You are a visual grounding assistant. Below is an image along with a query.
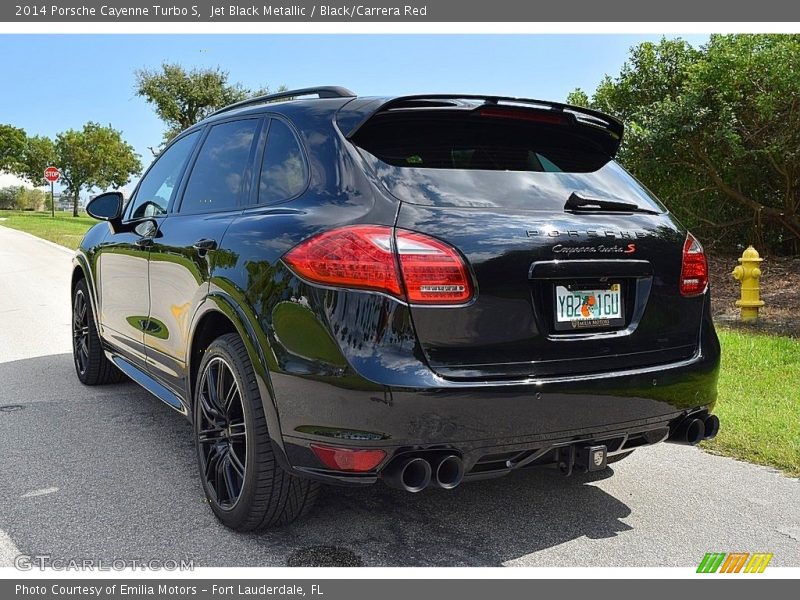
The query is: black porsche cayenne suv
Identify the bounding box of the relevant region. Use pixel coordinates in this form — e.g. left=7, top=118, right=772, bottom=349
left=72, top=86, right=720, bottom=530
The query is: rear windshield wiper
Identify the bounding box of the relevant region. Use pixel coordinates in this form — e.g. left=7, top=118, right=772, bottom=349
left=565, top=192, right=661, bottom=215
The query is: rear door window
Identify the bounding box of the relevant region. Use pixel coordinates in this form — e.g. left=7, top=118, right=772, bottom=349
left=179, top=119, right=259, bottom=214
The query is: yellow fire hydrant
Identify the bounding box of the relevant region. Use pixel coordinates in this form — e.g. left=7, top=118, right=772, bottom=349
left=732, top=246, right=765, bottom=321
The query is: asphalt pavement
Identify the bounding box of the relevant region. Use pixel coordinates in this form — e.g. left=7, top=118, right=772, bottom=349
left=0, top=224, right=798, bottom=568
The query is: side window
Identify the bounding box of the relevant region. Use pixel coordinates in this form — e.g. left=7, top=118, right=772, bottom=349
left=179, top=119, right=259, bottom=213
left=127, top=131, right=199, bottom=220
left=258, top=119, right=307, bottom=204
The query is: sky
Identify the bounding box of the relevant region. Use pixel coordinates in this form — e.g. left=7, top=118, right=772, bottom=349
left=0, top=34, right=709, bottom=193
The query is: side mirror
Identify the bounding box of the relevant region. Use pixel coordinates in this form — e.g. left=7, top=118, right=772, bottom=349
left=86, top=191, right=124, bottom=221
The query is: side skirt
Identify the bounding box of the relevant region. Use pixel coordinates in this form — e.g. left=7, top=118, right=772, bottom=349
left=107, top=352, right=188, bottom=416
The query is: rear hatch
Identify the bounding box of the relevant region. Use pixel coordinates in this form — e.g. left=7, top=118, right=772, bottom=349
left=346, top=97, right=705, bottom=379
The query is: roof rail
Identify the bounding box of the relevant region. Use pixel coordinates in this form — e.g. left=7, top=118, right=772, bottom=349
left=209, top=86, right=356, bottom=117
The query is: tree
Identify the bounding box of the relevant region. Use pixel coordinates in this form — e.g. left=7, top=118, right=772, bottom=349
left=566, top=88, right=590, bottom=108
left=134, top=63, right=286, bottom=146
left=0, top=186, right=45, bottom=211
left=572, top=35, right=800, bottom=254
left=0, top=124, right=26, bottom=172
left=0, top=186, right=19, bottom=209
left=7, top=125, right=140, bottom=217
left=15, top=135, right=56, bottom=187
left=15, top=187, right=46, bottom=211
left=55, top=123, right=142, bottom=217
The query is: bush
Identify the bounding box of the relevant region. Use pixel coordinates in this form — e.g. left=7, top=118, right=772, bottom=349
left=0, top=186, right=48, bottom=211
left=0, top=186, right=18, bottom=210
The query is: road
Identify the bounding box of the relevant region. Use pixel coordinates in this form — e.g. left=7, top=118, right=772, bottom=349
left=0, top=224, right=798, bottom=568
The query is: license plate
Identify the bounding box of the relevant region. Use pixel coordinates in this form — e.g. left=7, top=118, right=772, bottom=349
left=554, top=283, right=624, bottom=330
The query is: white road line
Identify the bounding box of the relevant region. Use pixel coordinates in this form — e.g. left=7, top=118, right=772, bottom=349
left=0, top=529, right=21, bottom=568
left=21, top=486, right=59, bottom=498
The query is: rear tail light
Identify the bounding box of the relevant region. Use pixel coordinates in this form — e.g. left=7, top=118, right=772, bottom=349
left=310, top=444, right=386, bottom=472
left=283, top=225, right=472, bottom=304
left=680, top=232, right=708, bottom=297
left=396, top=231, right=472, bottom=304
left=477, top=106, right=567, bottom=125
left=281, top=226, right=401, bottom=296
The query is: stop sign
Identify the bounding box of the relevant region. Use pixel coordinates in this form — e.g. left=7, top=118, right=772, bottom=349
left=44, top=166, right=60, bottom=183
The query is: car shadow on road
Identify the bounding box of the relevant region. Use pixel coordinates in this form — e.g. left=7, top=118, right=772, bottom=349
left=0, top=353, right=632, bottom=567
left=277, top=465, right=632, bottom=566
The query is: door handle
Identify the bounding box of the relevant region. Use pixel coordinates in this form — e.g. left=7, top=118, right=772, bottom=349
left=135, top=237, right=154, bottom=249
left=193, top=238, right=218, bottom=252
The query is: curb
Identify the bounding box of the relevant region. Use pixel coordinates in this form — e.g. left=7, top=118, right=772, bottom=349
left=0, top=224, right=76, bottom=257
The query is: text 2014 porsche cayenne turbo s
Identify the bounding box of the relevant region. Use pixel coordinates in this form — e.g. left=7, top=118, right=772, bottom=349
left=71, top=87, right=720, bottom=530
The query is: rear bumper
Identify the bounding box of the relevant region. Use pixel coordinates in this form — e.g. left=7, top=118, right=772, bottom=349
left=264, top=267, right=720, bottom=485
left=269, top=304, right=720, bottom=485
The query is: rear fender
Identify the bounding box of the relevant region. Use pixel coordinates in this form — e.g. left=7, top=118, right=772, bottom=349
left=71, top=252, right=101, bottom=331
left=187, top=290, right=292, bottom=470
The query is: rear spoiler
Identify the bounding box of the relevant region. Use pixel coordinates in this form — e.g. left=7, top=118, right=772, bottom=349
left=337, top=94, right=624, bottom=158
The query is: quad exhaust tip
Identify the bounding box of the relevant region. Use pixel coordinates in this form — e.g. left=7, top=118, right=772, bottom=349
left=703, top=414, right=720, bottom=440
left=432, top=455, right=465, bottom=490
left=668, top=417, right=705, bottom=445
left=382, top=456, right=432, bottom=493
left=382, top=454, right=465, bottom=492
left=667, top=413, right=720, bottom=445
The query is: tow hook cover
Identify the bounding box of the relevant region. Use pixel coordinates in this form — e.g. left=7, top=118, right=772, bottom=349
left=577, top=445, right=608, bottom=472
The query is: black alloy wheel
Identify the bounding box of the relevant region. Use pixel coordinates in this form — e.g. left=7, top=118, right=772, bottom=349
left=196, top=356, right=247, bottom=510
left=193, top=333, right=319, bottom=530
left=71, top=278, right=125, bottom=385
left=72, top=288, right=90, bottom=376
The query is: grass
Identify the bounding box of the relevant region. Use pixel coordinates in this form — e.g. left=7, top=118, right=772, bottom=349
left=0, top=210, right=95, bottom=250
left=0, top=211, right=796, bottom=475
left=705, top=329, right=800, bottom=477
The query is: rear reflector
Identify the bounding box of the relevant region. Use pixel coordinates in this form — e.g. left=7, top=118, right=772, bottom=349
left=680, top=232, right=708, bottom=297
left=310, top=444, right=386, bottom=472
left=283, top=225, right=472, bottom=304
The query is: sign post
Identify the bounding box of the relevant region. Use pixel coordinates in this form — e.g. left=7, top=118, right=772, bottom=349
left=44, top=166, right=60, bottom=217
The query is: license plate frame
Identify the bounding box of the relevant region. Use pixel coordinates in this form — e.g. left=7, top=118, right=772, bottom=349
left=553, top=282, right=625, bottom=331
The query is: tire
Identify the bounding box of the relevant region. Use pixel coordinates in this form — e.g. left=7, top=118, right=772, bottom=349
left=72, top=278, right=125, bottom=385
left=193, top=333, right=319, bottom=531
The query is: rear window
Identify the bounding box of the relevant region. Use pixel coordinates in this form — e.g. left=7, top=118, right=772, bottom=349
left=352, top=111, right=664, bottom=212
left=353, top=112, right=610, bottom=173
